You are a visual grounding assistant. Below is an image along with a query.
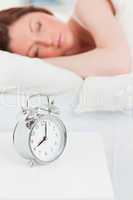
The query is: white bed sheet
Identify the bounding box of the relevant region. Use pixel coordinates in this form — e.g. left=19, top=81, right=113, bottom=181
left=0, top=131, right=114, bottom=200
left=57, top=93, right=133, bottom=200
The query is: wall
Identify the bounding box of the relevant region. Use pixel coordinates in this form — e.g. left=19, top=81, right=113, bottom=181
left=0, top=1, right=29, bottom=9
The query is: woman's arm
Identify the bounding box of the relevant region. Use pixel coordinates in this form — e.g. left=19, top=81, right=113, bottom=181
left=44, top=0, right=132, bottom=79
left=44, top=47, right=131, bottom=79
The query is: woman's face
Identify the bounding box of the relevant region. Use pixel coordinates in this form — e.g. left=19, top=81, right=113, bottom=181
left=9, top=11, right=75, bottom=58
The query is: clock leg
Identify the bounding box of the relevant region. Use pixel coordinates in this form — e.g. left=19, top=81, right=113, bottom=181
left=28, top=159, right=36, bottom=167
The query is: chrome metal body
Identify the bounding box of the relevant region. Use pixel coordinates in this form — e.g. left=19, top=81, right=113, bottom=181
left=13, top=94, right=67, bottom=166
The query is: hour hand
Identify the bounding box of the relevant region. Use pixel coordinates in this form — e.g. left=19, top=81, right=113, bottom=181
left=36, top=136, right=46, bottom=148
left=39, top=136, right=46, bottom=145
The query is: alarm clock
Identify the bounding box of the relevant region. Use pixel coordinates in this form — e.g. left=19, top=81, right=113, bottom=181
left=13, top=94, right=67, bottom=166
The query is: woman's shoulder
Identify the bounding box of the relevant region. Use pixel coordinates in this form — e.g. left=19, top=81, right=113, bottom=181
left=72, top=0, right=116, bottom=23
left=71, top=0, right=130, bottom=51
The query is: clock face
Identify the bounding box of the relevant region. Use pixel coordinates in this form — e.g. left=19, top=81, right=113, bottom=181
left=29, top=116, right=66, bottom=163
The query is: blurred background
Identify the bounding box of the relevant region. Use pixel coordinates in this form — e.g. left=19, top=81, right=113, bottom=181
left=0, top=0, right=73, bottom=7
left=0, top=0, right=76, bottom=19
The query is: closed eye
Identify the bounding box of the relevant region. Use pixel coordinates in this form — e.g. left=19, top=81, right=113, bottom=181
left=34, top=46, right=39, bottom=57
left=29, top=20, right=42, bottom=33
left=36, top=21, right=42, bottom=32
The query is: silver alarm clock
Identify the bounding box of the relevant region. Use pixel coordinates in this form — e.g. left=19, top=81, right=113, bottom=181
left=13, top=94, right=67, bottom=166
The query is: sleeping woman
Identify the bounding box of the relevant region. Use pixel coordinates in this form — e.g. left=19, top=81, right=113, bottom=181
left=0, top=0, right=132, bottom=79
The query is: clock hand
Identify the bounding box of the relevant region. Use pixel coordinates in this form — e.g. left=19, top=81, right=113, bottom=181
left=35, top=135, right=47, bottom=148
left=35, top=122, right=47, bottom=148
left=45, top=121, right=47, bottom=139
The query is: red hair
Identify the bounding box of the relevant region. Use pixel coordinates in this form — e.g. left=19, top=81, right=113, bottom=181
left=108, top=0, right=116, bottom=16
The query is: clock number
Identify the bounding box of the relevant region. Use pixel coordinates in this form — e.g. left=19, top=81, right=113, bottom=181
left=41, top=120, right=46, bottom=126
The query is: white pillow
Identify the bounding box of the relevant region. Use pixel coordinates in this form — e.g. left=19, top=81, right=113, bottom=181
left=0, top=50, right=83, bottom=96
left=75, top=73, right=133, bottom=112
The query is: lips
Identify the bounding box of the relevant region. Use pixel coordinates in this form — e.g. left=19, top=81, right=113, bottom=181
left=57, top=34, right=62, bottom=48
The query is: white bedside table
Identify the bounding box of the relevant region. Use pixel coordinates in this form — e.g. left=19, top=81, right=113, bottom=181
left=0, top=131, right=114, bottom=200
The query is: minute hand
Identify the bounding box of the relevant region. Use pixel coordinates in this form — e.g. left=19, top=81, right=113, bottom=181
left=36, top=122, right=47, bottom=148
left=45, top=121, right=47, bottom=139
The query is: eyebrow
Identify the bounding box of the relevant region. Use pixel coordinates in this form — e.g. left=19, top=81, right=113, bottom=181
left=29, top=19, right=33, bottom=32
left=26, top=21, right=34, bottom=56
